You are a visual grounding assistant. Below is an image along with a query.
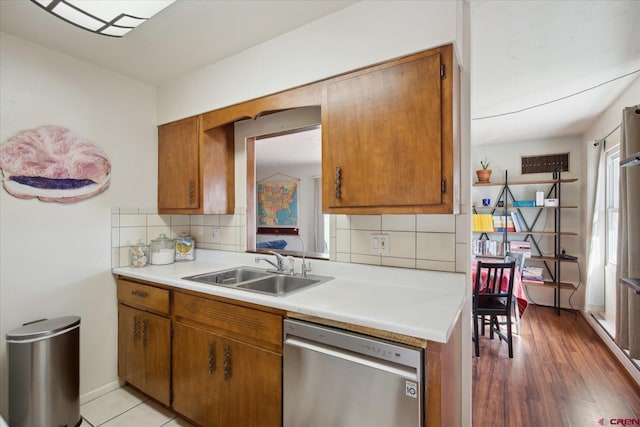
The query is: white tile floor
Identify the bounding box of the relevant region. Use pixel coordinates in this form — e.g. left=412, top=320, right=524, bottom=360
left=80, top=386, right=195, bottom=427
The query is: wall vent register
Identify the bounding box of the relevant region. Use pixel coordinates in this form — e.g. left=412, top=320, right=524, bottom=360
left=521, top=153, right=569, bottom=174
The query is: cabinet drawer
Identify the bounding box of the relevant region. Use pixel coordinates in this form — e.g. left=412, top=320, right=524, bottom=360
left=117, top=280, right=170, bottom=315
left=174, top=292, right=282, bottom=352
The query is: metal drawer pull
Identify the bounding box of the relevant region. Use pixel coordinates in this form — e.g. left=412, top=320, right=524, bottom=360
left=223, top=346, right=231, bottom=381
left=142, top=319, right=148, bottom=346
left=133, top=316, right=139, bottom=341
left=131, top=290, right=148, bottom=298
left=208, top=342, right=215, bottom=374
left=188, top=181, right=195, bottom=204
left=335, top=166, right=342, bottom=199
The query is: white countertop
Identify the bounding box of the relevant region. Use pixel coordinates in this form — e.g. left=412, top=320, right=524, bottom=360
left=112, top=249, right=466, bottom=343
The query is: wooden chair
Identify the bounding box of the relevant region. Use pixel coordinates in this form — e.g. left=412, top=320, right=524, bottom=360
left=473, top=261, right=516, bottom=358
left=504, top=251, right=525, bottom=334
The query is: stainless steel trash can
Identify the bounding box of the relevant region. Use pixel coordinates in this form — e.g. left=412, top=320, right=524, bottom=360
left=6, top=316, right=81, bottom=427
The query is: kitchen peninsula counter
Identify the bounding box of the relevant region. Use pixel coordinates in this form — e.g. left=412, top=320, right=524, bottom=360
left=113, top=249, right=466, bottom=344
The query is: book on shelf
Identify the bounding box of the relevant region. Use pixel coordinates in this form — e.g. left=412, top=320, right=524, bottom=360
left=513, top=200, right=536, bottom=207
left=509, top=240, right=532, bottom=257
left=472, top=214, right=494, bottom=232
left=510, top=211, right=526, bottom=232
left=493, top=215, right=515, bottom=232
left=521, top=266, right=544, bottom=283
left=472, top=239, right=508, bottom=257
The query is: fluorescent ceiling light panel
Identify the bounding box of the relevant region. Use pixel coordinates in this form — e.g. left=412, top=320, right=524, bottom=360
left=31, top=0, right=175, bottom=37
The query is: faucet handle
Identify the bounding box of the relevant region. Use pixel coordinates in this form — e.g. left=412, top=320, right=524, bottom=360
left=267, top=251, right=285, bottom=270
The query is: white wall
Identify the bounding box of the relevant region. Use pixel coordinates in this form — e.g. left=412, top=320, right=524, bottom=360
left=158, top=0, right=459, bottom=124
left=582, top=75, right=640, bottom=311
left=0, top=33, right=158, bottom=416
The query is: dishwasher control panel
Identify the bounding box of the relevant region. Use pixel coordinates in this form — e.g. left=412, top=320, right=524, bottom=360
left=283, top=319, right=423, bottom=369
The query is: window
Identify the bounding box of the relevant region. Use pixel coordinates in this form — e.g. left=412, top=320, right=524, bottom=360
left=605, top=149, right=620, bottom=265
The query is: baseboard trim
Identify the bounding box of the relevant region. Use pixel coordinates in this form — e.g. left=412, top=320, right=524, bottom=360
left=583, top=311, right=640, bottom=386
left=584, top=304, right=604, bottom=313
left=80, top=380, right=123, bottom=405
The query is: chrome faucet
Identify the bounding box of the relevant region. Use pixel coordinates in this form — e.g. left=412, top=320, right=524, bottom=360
left=295, top=236, right=311, bottom=277
left=255, top=251, right=287, bottom=273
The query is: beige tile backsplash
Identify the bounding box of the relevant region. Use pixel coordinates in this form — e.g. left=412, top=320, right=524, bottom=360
left=382, top=214, right=417, bottom=231
left=111, top=207, right=246, bottom=268
left=112, top=208, right=465, bottom=273
left=335, top=213, right=462, bottom=273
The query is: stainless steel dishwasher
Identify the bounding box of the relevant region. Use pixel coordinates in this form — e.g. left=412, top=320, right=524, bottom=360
left=283, top=319, right=424, bottom=427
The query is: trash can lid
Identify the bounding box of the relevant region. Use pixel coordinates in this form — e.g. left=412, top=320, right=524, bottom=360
left=6, top=316, right=80, bottom=342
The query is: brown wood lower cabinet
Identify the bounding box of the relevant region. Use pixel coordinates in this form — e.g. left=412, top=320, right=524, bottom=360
left=117, top=303, right=171, bottom=406
left=116, top=278, right=461, bottom=426
left=172, top=291, right=283, bottom=426
left=172, top=321, right=282, bottom=427
left=117, top=279, right=282, bottom=427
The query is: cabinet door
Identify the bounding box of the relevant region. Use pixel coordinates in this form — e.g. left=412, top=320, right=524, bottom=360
left=172, top=322, right=282, bottom=427
left=118, top=304, right=171, bottom=406
left=139, top=310, right=171, bottom=406
left=324, top=50, right=443, bottom=210
left=217, top=335, right=282, bottom=427
left=118, top=304, right=142, bottom=387
left=172, top=322, right=221, bottom=426
left=158, top=116, right=200, bottom=210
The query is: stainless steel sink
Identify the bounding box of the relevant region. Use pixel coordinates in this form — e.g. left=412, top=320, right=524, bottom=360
left=236, top=275, right=322, bottom=296
left=183, top=267, right=332, bottom=296
left=184, top=267, right=271, bottom=286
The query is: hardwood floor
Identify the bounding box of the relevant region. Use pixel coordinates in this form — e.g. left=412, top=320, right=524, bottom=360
left=473, top=304, right=640, bottom=426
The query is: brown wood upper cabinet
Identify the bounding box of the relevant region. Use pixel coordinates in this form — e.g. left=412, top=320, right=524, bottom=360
left=322, top=44, right=459, bottom=214
left=158, top=116, right=234, bottom=214
left=158, top=44, right=458, bottom=215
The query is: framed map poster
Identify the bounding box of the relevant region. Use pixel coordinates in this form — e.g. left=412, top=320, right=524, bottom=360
left=257, top=179, right=299, bottom=227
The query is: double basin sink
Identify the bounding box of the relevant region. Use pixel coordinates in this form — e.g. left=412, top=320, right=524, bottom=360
left=183, top=266, right=333, bottom=297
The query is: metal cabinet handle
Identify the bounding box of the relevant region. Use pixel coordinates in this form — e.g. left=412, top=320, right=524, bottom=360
left=131, top=290, right=148, bottom=298
left=142, top=319, right=148, bottom=346
left=208, top=342, right=215, bottom=374
left=335, top=166, right=342, bottom=199
left=188, top=181, right=195, bottom=204
left=133, top=316, right=139, bottom=341
left=223, top=346, right=231, bottom=381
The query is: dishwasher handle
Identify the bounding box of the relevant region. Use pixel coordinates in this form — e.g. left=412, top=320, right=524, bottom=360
left=284, top=335, right=420, bottom=381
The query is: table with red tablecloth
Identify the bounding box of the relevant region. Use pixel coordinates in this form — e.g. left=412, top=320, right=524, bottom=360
left=472, top=259, right=528, bottom=317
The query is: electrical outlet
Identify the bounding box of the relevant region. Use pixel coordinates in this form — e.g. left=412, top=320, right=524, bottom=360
left=211, top=227, right=221, bottom=243
left=371, top=233, right=390, bottom=254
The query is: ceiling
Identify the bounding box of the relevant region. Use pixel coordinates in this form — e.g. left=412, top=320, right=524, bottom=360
left=255, top=127, right=321, bottom=170
left=471, top=0, right=640, bottom=145
left=0, top=0, right=357, bottom=85
left=1, top=0, right=639, bottom=148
